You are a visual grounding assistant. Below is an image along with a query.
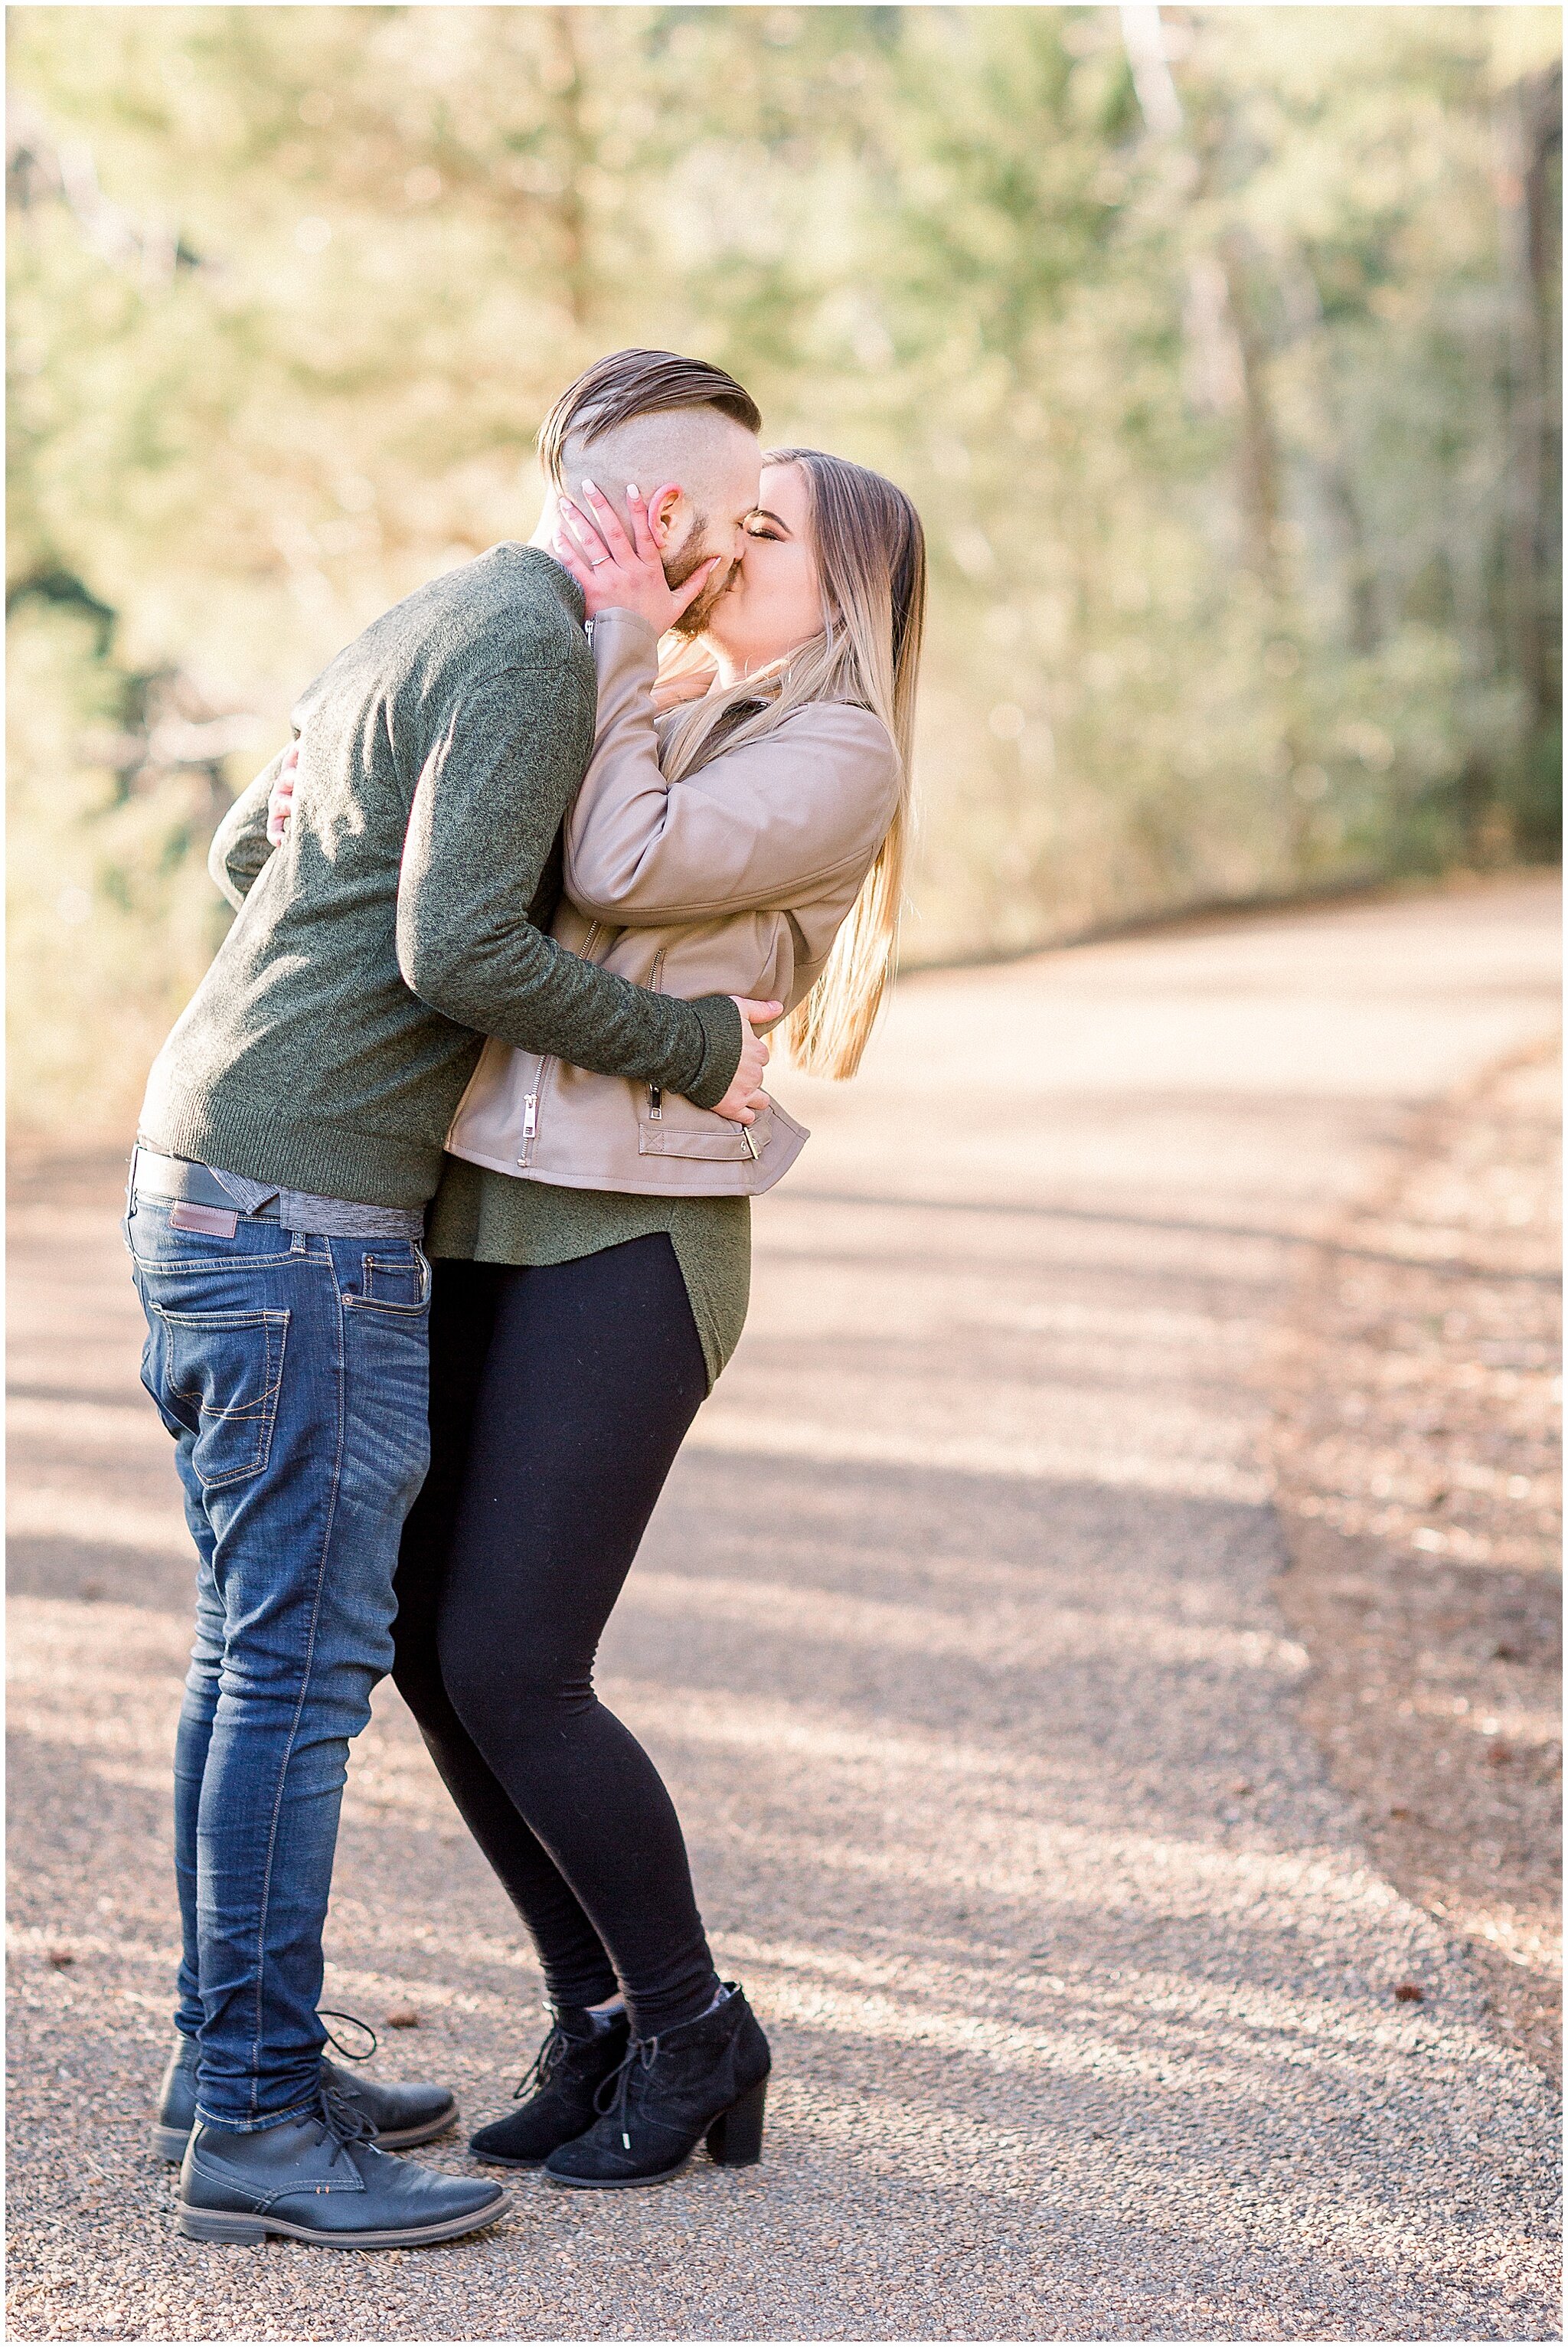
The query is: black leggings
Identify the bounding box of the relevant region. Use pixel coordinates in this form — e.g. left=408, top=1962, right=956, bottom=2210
left=392, top=1237, right=720, bottom=2039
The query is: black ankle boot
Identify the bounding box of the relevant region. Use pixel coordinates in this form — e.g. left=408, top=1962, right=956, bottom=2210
left=469, top=2006, right=630, bottom=2168
left=543, top=1983, right=769, bottom=2190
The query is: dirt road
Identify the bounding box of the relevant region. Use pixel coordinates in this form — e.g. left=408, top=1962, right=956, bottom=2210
left=8, top=875, right=1560, bottom=2340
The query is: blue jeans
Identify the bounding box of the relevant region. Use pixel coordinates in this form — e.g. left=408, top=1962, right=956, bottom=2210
left=126, top=1194, right=431, bottom=2130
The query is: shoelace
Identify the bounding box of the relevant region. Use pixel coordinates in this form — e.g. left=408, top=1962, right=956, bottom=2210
left=318, top=2068, right=376, bottom=2149
left=318, top=2007, right=378, bottom=2065
left=314, top=2009, right=377, bottom=2156
left=512, top=2023, right=569, bottom=2103
left=594, top=2035, right=659, bottom=2153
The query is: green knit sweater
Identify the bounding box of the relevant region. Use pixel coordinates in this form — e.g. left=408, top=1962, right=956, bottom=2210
left=139, top=544, right=741, bottom=1209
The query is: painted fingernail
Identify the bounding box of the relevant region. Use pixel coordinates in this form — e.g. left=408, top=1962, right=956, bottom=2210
left=626, top=483, right=640, bottom=498
left=580, top=476, right=599, bottom=495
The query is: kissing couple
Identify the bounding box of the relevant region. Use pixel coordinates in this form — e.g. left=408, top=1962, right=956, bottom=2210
left=126, top=348, right=927, bottom=2248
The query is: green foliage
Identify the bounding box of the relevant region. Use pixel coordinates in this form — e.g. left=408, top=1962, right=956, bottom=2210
left=8, top=5, right=1560, bottom=1136
left=8, top=603, right=233, bottom=1132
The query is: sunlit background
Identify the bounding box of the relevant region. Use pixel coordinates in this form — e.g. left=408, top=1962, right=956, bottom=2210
left=8, top=4, right=1561, bottom=1137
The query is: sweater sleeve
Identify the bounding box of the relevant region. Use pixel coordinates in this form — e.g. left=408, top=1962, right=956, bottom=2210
left=394, top=662, right=743, bottom=1110
left=564, top=609, right=903, bottom=927
left=207, top=753, right=286, bottom=909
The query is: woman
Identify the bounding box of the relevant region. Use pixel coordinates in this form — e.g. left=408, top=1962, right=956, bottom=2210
left=287, top=449, right=925, bottom=2188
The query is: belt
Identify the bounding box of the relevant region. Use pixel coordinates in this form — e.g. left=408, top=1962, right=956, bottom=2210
left=129, top=1146, right=282, bottom=1220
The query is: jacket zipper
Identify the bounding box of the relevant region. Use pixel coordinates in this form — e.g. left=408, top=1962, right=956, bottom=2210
left=646, top=949, right=668, bottom=1120
left=645, top=943, right=760, bottom=1156
left=518, top=923, right=603, bottom=1166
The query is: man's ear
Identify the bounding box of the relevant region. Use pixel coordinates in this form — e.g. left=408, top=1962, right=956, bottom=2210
left=645, top=482, right=682, bottom=548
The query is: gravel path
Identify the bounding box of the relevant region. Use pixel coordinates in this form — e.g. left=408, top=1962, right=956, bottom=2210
left=8, top=875, right=1561, bottom=2340
left=1272, top=1036, right=1562, bottom=2077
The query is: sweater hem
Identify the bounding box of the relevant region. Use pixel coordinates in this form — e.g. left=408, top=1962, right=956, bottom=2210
left=140, top=1098, right=443, bottom=1211
left=430, top=1228, right=730, bottom=1394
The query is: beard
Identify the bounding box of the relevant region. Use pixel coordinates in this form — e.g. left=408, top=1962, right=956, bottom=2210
left=665, top=538, right=736, bottom=639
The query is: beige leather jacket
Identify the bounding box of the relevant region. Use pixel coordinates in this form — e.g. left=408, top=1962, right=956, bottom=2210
left=445, top=607, right=901, bottom=1197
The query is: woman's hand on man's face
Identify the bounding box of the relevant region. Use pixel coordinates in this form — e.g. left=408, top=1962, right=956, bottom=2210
left=266, top=740, right=299, bottom=844
left=553, top=479, right=720, bottom=635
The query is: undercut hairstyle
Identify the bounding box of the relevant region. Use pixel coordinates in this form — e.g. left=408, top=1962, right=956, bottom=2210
left=537, top=349, right=763, bottom=486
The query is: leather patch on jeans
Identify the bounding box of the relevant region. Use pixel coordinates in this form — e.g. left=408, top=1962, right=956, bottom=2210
left=168, top=1201, right=239, bottom=1237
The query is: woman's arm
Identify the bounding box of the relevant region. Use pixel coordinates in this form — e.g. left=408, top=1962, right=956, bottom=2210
left=564, top=610, right=901, bottom=928
left=207, top=749, right=286, bottom=909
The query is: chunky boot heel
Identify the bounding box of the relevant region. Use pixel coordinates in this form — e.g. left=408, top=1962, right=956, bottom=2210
left=177, top=2205, right=269, bottom=2244
left=151, top=2122, right=191, bottom=2163
left=544, top=1983, right=772, bottom=2190
left=706, top=2075, right=766, bottom=2166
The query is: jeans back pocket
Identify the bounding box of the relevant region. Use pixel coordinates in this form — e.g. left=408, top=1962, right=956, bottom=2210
left=143, top=1306, right=290, bottom=1490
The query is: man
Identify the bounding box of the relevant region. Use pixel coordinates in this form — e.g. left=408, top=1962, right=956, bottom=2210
left=129, top=350, right=776, bottom=2249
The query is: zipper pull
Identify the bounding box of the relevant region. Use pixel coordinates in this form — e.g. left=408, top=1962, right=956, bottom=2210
left=521, top=1093, right=537, bottom=1139
left=647, top=958, right=668, bottom=1121
left=741, top=1123, right=760, bottom=1161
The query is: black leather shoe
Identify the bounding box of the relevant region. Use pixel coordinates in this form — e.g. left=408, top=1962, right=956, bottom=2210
left=543, top=1983, right=769, bottom=2190
left=177, top=2104, right=508, bottom=2248
left=152, top=2025, right=458, bottom=2162
left=470, top=2005, right=630, bottom=2167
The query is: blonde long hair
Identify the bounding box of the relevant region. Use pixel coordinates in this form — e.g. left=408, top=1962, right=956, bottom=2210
left=657, top=448, right=927, bottom=1079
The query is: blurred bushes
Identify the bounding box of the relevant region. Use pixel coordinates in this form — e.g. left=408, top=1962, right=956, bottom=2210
left=8, top=5, right=1561, bottom=1136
